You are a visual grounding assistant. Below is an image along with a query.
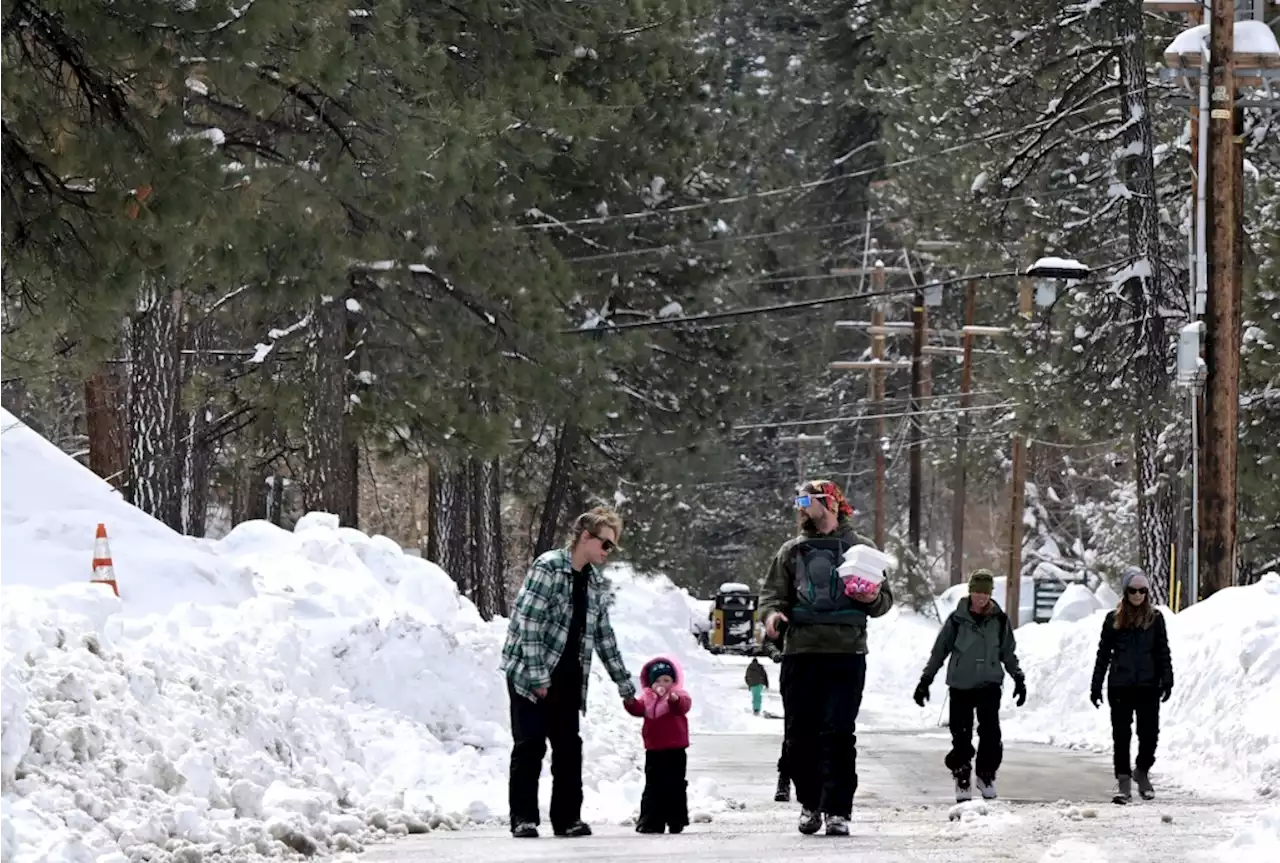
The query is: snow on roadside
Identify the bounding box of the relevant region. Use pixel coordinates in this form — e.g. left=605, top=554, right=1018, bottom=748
left=0, top=410, right=746, bottom=863
left=1213, top=806, right=1280, bottom=863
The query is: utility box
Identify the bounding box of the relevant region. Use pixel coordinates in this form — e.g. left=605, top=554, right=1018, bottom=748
left=1176, top=321, right=1206, bottom=392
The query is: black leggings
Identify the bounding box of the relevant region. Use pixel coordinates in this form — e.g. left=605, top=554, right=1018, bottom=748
left=1109, top=686, right=1161, bottom=777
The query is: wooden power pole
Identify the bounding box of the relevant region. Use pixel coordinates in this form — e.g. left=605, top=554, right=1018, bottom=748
left=949, top=280, right=978, bottom=586
left=1201, top=0, right=1242, bottom=596
left=871, top=263, right=888, bottom=550
left=1005, top=276, right=1035, bottom=627
left=908, top=287, right=925, bottom=562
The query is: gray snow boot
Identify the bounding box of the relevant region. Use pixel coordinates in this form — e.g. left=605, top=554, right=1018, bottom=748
left=953, top=766, right=972, bottom=802
left=1134, top=769, right=1155, bottom=800
left=976, top=774, right=998, bottom=800
left=1113, top=775, right=1133, bottom=803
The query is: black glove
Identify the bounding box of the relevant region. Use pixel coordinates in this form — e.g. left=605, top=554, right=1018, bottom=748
left=913, top=681, right=930, bottom=707
left=1090, top=689, right=1103, bottom=709
left=1013, top=677, right=1027, bottom=707
left=1161, top=685, right=1172, bottom=703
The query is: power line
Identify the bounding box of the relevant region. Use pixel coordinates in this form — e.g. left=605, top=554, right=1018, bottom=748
left=560, top=268, right=1023, bottom=334
left=562, top=196, right=1033, bottom=264
left=563, top=253, right=1131, bottom=335
left=517, top=95, right=1127, bottom=232
left=564, top=219, right=868, bottom=263
left=728, top=401, right=1018, bottom=432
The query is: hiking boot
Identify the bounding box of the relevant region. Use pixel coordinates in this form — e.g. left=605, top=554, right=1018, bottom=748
left=1134, top=769, right=1155, bottom=800
left=1114, top=775, right=1133, bottom=803
left=825, top=815, right=850, bottom=836
left=976, top=774, right=998, bottom=800
left=554, top=821, right=592, bottom=837
left=798, top=808, right=822, bottom=835
left=774, top=774, right=791, bottom=803
left=511, top=822, right=539, bottom=838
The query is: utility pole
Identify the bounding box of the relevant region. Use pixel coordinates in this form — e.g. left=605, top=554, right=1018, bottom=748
left=871, top=263, right=888, bottom=550
left=1005, top=276, right=1034, bottom=627
left=908, top=286, right=925, bottom=563
left=1201, top=0, right=1242, bottom=596
left=949, top=280, right=978, bottom=586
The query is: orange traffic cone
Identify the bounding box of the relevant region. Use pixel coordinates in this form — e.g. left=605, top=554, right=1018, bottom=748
left=90, top=523, right=119, bottom=596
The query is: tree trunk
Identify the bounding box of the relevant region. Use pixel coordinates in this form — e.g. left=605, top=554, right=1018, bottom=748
left=179, top=313, right=210, bottom=536
left=85, top=365, right=129, bottom=490
left=467, top=456, right=506, bottom=620
left=488, top=456, right=508, bottom=617
left=534, top=423, right=580, bottom=555
left=127, top=285, right=184, bottom=528
left=1116, top=1, right=1177, bottom=605
left=298, top=298, right=356, bottom=524
left=429, top=455, right=470, bottom=589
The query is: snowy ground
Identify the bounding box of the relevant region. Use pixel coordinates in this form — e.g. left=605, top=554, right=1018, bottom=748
left=368, top=661, right=1280, bottom=863
left=3, top=405, right=1278, bottom=862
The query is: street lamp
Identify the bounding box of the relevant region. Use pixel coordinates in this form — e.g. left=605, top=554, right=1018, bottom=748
left=1005, top=256, right=1090, bottom=628
left=1026, top=256, right=1090, bottom=310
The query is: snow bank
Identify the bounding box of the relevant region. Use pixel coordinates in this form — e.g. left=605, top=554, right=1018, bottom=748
left=0, top=415, right=746, bottom=863
left=1, top=409, right=255, bottom=616
left=1050, top=584, right=1100, bottom=623
left=1216, top=806, right=1280, bottom=863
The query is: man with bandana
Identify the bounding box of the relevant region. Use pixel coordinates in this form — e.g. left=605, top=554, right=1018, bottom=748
left=759, top=480, right=894, bottom=836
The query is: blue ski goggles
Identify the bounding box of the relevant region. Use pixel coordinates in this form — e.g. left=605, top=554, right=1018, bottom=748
left=794, top=494, right=832, bottom=509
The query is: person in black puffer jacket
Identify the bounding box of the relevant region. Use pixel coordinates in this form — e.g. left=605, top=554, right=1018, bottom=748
left=1090, top=566, right=1174, bottom=802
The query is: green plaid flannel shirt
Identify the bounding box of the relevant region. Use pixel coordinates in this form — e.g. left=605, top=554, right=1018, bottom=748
left=500, top=548, right=637, bottom=710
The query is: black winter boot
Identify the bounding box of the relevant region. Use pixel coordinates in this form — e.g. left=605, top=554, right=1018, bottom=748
left=774, top=773, right=791, bottom=803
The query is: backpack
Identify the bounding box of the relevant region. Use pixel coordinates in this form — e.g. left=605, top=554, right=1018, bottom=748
left=789, top=536, right=868, bottom=627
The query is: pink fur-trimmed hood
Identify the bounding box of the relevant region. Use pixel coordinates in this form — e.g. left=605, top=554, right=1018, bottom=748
left=638, top=655, right=688, bottom=719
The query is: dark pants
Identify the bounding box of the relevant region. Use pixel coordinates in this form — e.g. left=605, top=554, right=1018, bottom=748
left=781, top=653, right=866, bottom=818
left=777, top=658, right=790, bottom=783
left=507, top=677, right=582, bottom=830
left=638, top=748, right=688, bottom=831
left=1109, top=686, right=1161, bottom=777
left=945, top=685, right=1003, bottom=780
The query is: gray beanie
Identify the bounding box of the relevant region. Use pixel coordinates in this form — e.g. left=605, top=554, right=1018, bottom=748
left=1121, top=565, right=1148, bottom=591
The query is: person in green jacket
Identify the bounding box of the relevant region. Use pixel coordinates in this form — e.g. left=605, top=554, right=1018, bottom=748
left=745, top=658, right=769, bottom=715
left=914, top=569, right=1026, bottom=803
left=759, top=479, right=894, bottom=837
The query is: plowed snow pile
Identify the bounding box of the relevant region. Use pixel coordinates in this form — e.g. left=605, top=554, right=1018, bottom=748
left=0, top=408, right=745, bottom=863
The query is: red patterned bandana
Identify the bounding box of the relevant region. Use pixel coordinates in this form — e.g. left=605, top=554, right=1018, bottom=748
left=803, top=479, right=855, bottom=520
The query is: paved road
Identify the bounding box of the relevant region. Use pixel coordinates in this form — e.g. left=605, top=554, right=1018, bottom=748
left=365, top=728, right=1257, bottom=862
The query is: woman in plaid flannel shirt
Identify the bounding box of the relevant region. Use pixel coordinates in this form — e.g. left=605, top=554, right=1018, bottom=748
left=500, top=506, right=638, bottom=839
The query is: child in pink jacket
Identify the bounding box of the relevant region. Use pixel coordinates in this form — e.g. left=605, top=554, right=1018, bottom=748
left=624, top=656, right=692, bottom=833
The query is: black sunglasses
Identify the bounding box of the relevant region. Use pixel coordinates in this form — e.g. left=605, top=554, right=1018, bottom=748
left=1126, top=587, right=1148, bottom=596
left=591, top=533, right=618, bottom=553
